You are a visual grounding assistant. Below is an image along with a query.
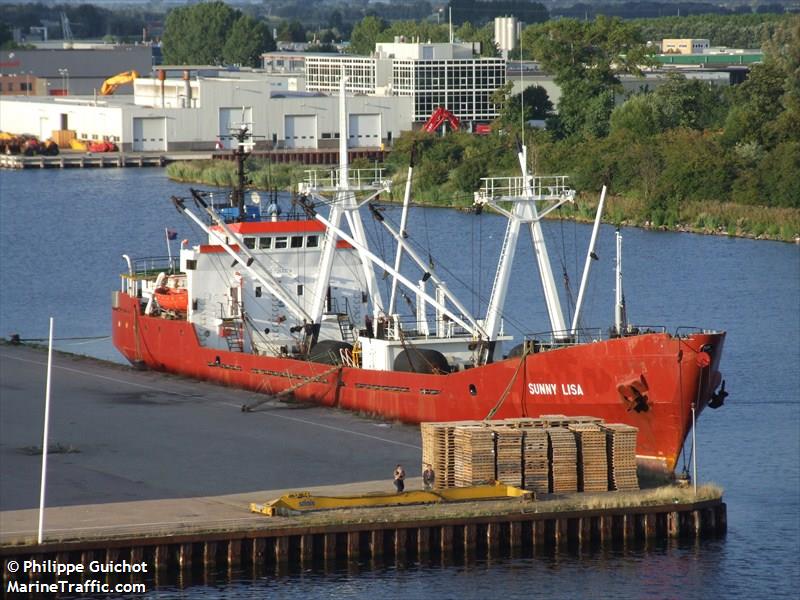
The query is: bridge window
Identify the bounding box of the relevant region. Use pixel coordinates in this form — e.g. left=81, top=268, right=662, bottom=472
left=259, top=237, right=271, bottom=249
left=291, top=235, right=303, bottom=248
left=243, top=237, right=256, bottom=249
left=306, top=235, right=319, bottom=248
left=274, top=236, right=288, bottom=249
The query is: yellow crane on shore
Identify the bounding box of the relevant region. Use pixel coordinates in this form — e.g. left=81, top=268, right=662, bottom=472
left=100, top=70, right=139, bottom=95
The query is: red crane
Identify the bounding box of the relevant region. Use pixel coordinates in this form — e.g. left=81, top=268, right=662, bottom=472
left=423, top=107, right=460, bottom=133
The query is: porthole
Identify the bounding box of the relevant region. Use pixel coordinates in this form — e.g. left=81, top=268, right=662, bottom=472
left=469, top=384, right=477, bottom=396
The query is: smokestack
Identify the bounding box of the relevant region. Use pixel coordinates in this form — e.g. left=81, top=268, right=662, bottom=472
left=183, top=69, right=191, bottom=107
left=158, top=68, right=166, bottom=108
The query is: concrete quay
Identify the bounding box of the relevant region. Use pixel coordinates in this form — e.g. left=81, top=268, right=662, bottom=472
left=0, top=344, right=726, bottom=584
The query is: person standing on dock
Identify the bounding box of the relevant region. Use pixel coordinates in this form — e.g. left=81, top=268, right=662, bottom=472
left=394, top=464, right=406, bottom=493
left=423, top=464, right=435, bottom=491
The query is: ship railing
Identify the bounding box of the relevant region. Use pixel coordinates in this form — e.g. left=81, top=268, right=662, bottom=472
left=522, top=325, right=668, bottom=349
left=382, top=315, right=472, bottom=341
left=475, top=175, right=575, bottom=204
left=299, top=167, right=392, bottom=194
left=120, top=256, right=180, bottom=297
left=674, top=326, right=722, bottom=338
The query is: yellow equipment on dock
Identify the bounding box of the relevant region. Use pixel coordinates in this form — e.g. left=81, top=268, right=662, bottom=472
left=250, top=484, right=533, bottom=516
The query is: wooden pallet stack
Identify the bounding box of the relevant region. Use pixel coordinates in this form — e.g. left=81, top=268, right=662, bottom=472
left=569, top=422, right=609, bottom=492
left=521, top=428, right=549, bottom=494
left=421, top=422, right=457, bottom=490
left=603, top=423, right=640, bottom=491
left=454, top=426, right=496, bottom=486
left=547, top=427, right=578, bottom=493
left=493, top=427, right=523, bottom=487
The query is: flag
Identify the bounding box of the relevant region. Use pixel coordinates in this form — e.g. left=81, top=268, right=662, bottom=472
left=166, top=228, right=178, bottom=240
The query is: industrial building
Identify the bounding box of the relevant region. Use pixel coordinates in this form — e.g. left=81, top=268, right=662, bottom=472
left=0, top=66, right=413, bottom=152
left=0, top=45, right=154, bottom=96
left=294, top=41, right=506, bottom=124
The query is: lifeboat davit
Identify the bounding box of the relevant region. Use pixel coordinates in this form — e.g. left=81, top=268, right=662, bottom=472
left=153, top=287, right=188, bottom=312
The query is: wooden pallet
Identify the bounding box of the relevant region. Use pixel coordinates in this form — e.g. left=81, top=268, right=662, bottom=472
left=454, top=426, right=495, bottom=487
left=602, top=423, right=639, bottom=491
left=569, top=423, right=609, bottom=492
left=493, top=428, right=523, bottom=488
left=522, top=428, right=549, bottom=494
left=547, top=427, right=578, bottom=493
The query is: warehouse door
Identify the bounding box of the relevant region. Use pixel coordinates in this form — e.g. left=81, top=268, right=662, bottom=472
left=132, top=117, right=166, bottom=151
left=218, top=107, right=253, bottom=149
left=284, top=115, right=317, bottom=149
left=348, top=114, right=381, bottom=148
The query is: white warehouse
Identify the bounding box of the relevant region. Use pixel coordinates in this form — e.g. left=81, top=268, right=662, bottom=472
left=0, top=70, right=414, bottom=152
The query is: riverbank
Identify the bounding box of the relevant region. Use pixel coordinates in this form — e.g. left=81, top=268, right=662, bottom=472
left=166, top=160, right=800, bottom=243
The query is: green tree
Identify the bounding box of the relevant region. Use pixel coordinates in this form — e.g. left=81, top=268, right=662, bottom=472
left=163, top=1, right=237, bottom=65
left=611, top=75, right=728, bottom=137
left=455, top=22, right=498, bottom=57
left=494, top=82, right=553, bottom=128
left=349, top=15, right=386, bottom=55
left=223, top=15, right=275, bottom=67
left=277, top=20, right=306, bottom=43
left=0, top=21, right=17, bottom=49
left=523, top=16, right=655, bottom=139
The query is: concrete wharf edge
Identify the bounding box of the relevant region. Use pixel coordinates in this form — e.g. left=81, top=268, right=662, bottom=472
left=1, top=492, right=726, bottom=568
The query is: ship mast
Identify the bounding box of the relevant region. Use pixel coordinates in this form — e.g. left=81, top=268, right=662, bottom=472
left=614, top=229, right=627, bottom=336
left=302, top=73, right=390, bottom=342
left=228, top=124, right=253, bottom=221
left=475, top=140, right=575, bottom=361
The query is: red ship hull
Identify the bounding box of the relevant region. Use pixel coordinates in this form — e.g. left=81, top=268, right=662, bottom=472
left=113, top=292, right=725, bottom=473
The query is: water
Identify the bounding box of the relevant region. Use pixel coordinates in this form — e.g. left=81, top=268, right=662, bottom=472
left=1, top=168, right=798, bottom=598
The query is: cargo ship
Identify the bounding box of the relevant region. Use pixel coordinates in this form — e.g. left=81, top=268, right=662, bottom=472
left=112, top=83, right=727, bottom=474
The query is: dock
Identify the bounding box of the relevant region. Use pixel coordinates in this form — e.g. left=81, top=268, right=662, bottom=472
left=1, top=484, right=725, bottom=578
left=0, top=152, right=213, bottom=169
left=0, top=344, right=725, bottom=589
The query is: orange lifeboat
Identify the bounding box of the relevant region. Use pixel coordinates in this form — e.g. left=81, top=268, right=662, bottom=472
left=154, top=287, right=188, bottom=312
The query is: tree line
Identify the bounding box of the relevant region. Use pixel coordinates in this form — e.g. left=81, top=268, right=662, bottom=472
left=385, top=14, right=798, bottom=240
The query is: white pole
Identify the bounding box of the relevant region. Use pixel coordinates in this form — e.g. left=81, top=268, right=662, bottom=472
left=692, top=402, right=698, bottom=495
left=37, top=317, right=54, bottom=545
left=165, top=228, right=173, bottom=270
left=571, top=186, right=606, bottom=335
left=449, top=7, right=453, bottom=44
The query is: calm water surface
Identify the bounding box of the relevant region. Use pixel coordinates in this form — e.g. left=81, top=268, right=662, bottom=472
left=0, top=168, right=798, bottom=599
